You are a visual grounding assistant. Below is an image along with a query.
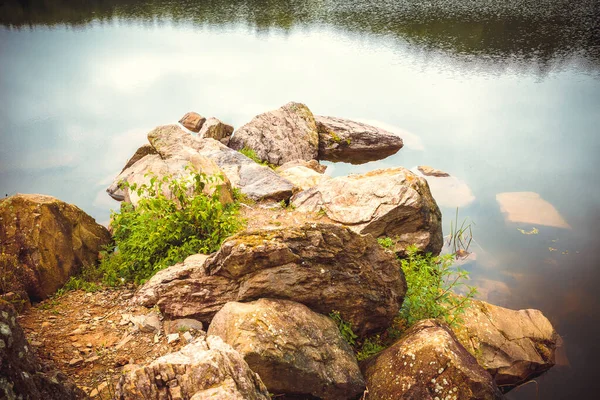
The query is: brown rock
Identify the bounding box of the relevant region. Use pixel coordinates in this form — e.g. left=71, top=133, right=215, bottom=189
left=198, top=117, right=234, bottom=145
left=417, top=165, right=450, bottom=177
left=120, top=144, right=157, bottom=174
left=291, top=168, right=443, bottom=256
left=0, top=300, right=86, bottom=399
left=0, top=194, right=111, bottom=300
left=179, top=112, right=206, bottom=132
left=229, top=102, right=319, bottom=166
left=362, top=319, right=503, bottom=400
left=135, top=223, right=406, bottom=336
left=278, top=159, right=327, bottom=174
left=316, top=116, right=403, bottom=164
left=454, top=300, right=559, bottom=391
left=208, top=299, right=366, bottom=399
left=115, top=336, right=270, bottom=400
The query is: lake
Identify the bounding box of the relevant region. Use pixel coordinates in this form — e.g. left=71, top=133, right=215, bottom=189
left=1, top=0, right=599, bottom=397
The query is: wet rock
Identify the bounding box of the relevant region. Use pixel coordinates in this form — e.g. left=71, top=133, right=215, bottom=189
left=208, top=299, right=366, bottom=399
left=116, top=335, right=270, bottom=400
left=179, top=111, right=206, bottom=132
left=198, top=117, right=234, bottom=145
left=0, top=194, right=111, bottom=301
left=361, top=319, right=503, bottom=400
left=316, top=116, right=403, bottom=164
left=278, top=159, right=327, bottom=174
left=417, top=165, right=450, bottom=177
left=291, top=168, right=443, bottom=255
left=136, top=223, right=406, bottom=336
left=229, top=102, right=319, bottom=166
left=0, top=300, right=85, bottom=399
left=277, top=165, right=330, bottom=191
left=454, top=300, right=559, bottom=392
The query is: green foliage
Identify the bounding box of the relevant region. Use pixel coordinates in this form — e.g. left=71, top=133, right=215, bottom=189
left=377, top=236, right=395, bottom=249
left=232, top=187, right=254, bottom=205
left=399, top=245, right=477, bottom=328
left=329, top=310, right=358, bottom=346
left=356, top=335, right=386, bottom=361
left=56, top=264, right=103, bottom=295
left=100, top=171, right=243, bottom=285
left=239, top=147, right=275, bottom=169
left=447, top=208, right=474, bottom=255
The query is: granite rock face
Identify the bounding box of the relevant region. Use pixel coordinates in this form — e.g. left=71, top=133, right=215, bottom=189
left=455, top=300, right=559, bottom=391
left=291, top=168, right=443, bottom=255
left=229, top=102, right=320, bottom=166
left=116, top=335, right=270, bottom=400
left=135, top=223, right=406, bottom=336
left=361, top=319, right=503, bottom=400
left=0, top=194, right=111, bottom=301
left=208, top=299, right=366, bottom=399
left=0, top=300, right=85, bottom=399
left=316, top=116, right=404, bottom=164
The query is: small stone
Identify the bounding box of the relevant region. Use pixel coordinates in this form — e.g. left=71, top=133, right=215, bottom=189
left=182, top=331, right=193, bottom=343
left=86, top=343, right=93, bottom=348
left=41, top=322, right=52, bottom=329
left=30, top=341, right=42, bottom=346
left=167, top=333, right=179, bottom=344
left=69, top=357, right=84, bottom=366
left=85, top=356, right=100, bottom=363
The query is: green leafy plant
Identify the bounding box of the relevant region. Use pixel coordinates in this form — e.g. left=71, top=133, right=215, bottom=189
left=330, top=311, right=388, bottom=361
left=100, top=171, right=243, bottom=285
left=239, top=147, right=276, bottom=169
left=399, top=245, right=477, bottom=328
left=329, top=310, right=358, bottom=346
left=356, top=335, right=386, bottom=361
left=377, top=237, right=394, bottom=249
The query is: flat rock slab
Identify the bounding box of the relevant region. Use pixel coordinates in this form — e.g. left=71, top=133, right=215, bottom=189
left=116, top=335, right=270, bottom=400
left=496, top=192, right=571, bottom=229
left=454, top=300, right=559, bottom=392
left=229, top=102, right=319, bottom=166
left=316, top=116, right=403, bottom=164
left=361, top=319, right=503, bottom=400
left=291, top=168, right=443, bottom=255
left=135, top=223, right=406, bottom=336
left=208, top=299, right=366, bottom=400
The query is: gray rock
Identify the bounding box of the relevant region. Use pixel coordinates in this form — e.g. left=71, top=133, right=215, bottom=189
left=198, top=117, right=234, bottom=145
left=316, top=116, right=403, bottom=164
left=454, top=300, right=559, bottom=392
left=208, top=299, right=366, bottom=400
left=116, top=336, right=270, bottom=400
left=291, top=168, right=443, bottom=256
left=278, top=159, right=327, bottom=174
left=361, top=319, right=503, bottom=400
left=229, top=102, right=319, bottom=166
left=130, top=312, right=161, bottom=333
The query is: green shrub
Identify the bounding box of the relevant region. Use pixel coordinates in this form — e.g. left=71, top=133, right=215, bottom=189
left=329, top=310, right=358, bottom=346
left=399, top=245, right=477, bottom=328
left=100, top=171, right=243, bottom=285
left=239, top=147, right=276, bottom=169
left=377, top=236, right=395, bottom=249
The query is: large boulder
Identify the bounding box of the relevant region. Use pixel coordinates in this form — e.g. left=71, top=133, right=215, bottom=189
left=135, top=223, right=406, bottom=336
left=229, top=102, right=319, bottom=166
left=208, top=299, right=365, bottom=399
left=277, top=165, right=330, bottom=191
left=0, top=194, right=111, bottom=301
left=361, top=319, right=503, bottom=400
left=0, top=300, right=85, bottom=399
left=115, top=335, right=270, bottom=400
left=108, top=125, right=294, bottom=203
left=291, top=168, right=443, bottom=255
left=198, top=117, right=234, bottom=145
left=454, top=300, right=559, bottom=391
left=316, top=116, right=404, bottom=164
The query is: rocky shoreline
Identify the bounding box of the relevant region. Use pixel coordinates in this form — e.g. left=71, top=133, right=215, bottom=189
left=1, top=102, right=559, bottom=399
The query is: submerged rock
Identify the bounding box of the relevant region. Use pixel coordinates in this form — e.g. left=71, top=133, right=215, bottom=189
left=316, top=116, right=403, bottom=164
left=115, top=335, right=269, bottom=400
left=178, top=111, right=206, bottom=132
left=208, top=299, right=366, bottom=399
left=496, top=192, right=571, bottom=229
left=412, top=167, right=476, bottom=208
left=0, top=300, right=85, bottom=399
left=291, top=168, right=443, bottom=255
left=135, top=223, right=406, bottom=336
left=198, top=117, right=234, bottom=145
left=361, top=319, right=503, bottom=400
left=454, top=300, right=559, bottom=392
left=0, top=194, right=111, bottom=301
left=229, top=102, right=319, bottom=165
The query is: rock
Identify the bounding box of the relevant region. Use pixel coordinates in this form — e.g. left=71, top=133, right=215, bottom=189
left=115, top=335, right=270, bottom=400
left=167, top=333, right=179, bottom=344
left=417, top=165, right=450, bottom=177
left=107, top=126, right=234, bottom=207
left=0, top=300, right=85, bottom=399
left=137, top=223, right=406, bottom=336
left=454, top=300, right=559, bottom=391
left=278, top=159, right=327, bottom=174
left=208, top=299, right=366, bottom=399
left=164, top=318, right=204, bottom=335
left=496, top=192, right=571, bottom=229
left=0, top=291, right=30, bottom=313
left=0, top=194, right=111, bottom=301
left=198, top=117, right=234, bottom=145
left=68, top=357, right=84, bottom=367
left=179, top=111, right=206, bottom=132
left=361, top=319, right=503, bottom=400
left=291, top=168, right=443, bottom=255
left=229, top=102, right=319, bottom=166
left=120, top=144, right=157, bottom=174
left=182, top=331, right=194, bottom=343
left=316, top=116, right=403, bottom=164
left=277, top=165, right=330, bottom=191
left=130, top=312, right=161, bottom=333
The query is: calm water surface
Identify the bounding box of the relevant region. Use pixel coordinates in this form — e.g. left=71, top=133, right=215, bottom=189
left=1, top=1, right=599, bottom=398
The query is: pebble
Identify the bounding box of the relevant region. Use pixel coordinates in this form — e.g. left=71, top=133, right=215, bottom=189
left=167, top=333, right=179, bottom=344
left=69, top=357, right=84, bottom=366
